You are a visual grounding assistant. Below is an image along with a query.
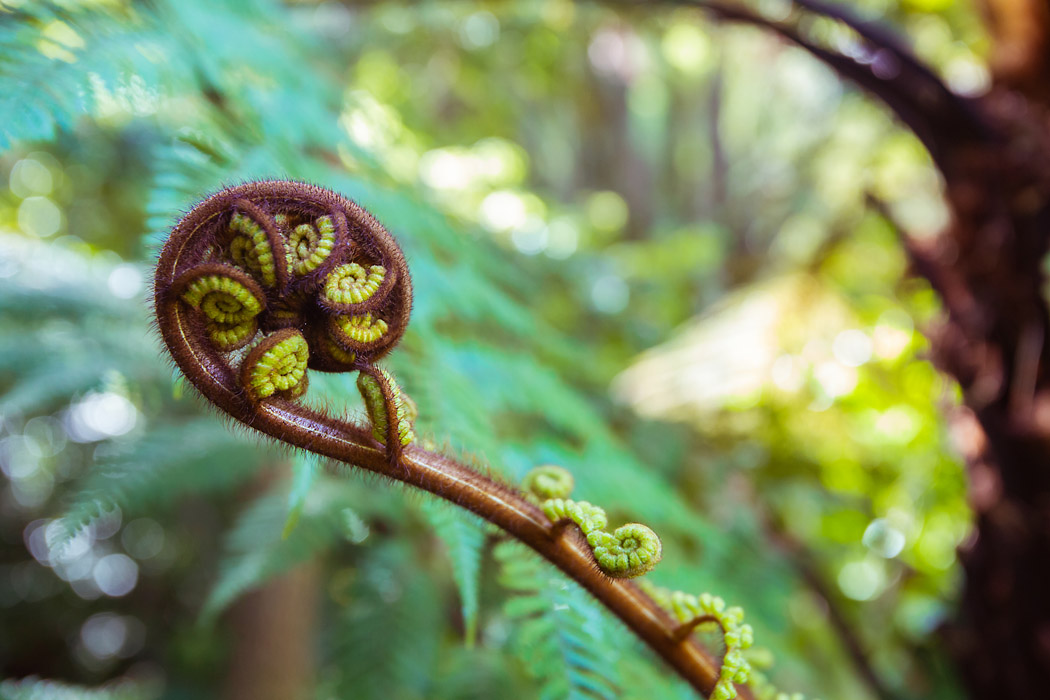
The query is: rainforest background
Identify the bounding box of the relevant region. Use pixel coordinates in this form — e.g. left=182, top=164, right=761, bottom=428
left=0, top=0, right=1022, bottom=699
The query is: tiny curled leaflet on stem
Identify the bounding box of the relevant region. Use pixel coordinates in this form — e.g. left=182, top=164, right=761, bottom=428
left=520, top=465, right=810, bottom=700
left=521, top=465, right=663, bottom=581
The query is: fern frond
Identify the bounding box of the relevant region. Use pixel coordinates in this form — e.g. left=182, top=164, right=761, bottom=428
left=323, top=543, right=443, bottom=700
left=0, top=677, right=159, bottom=700
left=494, top=541, right=623, bottom=700
left=419, top=499, right=485, bottom=646
left=202, top=481, right=360, bottom=620
left=0, top=3, right=178, bottom=150
left=49, top=419, right=269, bottom=553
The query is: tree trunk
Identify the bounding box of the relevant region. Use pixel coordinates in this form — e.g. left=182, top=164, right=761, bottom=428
left=687, top=2, right=1050, bottom=696
left=221, top=561, right=320, bottom=700
left=221, top=467, right=320, bottom=700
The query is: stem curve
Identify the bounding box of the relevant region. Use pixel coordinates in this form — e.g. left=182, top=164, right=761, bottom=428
left=153, top=180, right=746, bottom=698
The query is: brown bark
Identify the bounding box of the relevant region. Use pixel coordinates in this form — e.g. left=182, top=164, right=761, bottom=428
left=679, top=2, right=1050, bottom=697
left=981, top=0, right=1050, bottom=102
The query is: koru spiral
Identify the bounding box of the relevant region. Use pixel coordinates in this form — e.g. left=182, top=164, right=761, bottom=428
left=154, top=181, right=415, bottom=462
left=155, top=181, right=776, bottom=699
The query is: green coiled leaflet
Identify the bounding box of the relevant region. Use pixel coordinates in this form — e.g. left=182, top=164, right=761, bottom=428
left=522, top=465, right=810, bottom=700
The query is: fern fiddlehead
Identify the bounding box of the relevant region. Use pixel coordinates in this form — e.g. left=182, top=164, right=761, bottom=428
left=153, top=181, right=750, bottom=698
left=523, top=465, right=662, bottom=580
left=522, top=465, right=808, bottom=700
left=521, top=464, right=575, bottom=502
left=540, top=497, right=663, bottom=578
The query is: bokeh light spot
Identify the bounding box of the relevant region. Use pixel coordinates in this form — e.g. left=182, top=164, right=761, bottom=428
left=838, top=559, right=886, bottom=601
left=10, top=158, right=53, bottom=198
left=863, top=518, right=906, bottom=558
left=93, top=553, right=138, bottom=597
left=65, top=392, right=138, bottom=443
left=107, top=265, right=143, bottom=299
left=18, top=197, right=62, bottom=237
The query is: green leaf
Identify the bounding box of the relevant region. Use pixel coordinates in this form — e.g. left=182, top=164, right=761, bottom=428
left=322, top=542, right=443, bottom=700
left=202, top=483, right=359, bottom=621
left=283, top=452, right=321, bottom=539
left=0, top=678, right=159, bottom=700
left=420, top=499, right=485, bottom=646
left=494, top=541, right=622, bottom=700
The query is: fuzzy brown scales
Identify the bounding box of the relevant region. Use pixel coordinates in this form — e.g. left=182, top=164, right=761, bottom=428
left=154, top=180, right=746, bottom=698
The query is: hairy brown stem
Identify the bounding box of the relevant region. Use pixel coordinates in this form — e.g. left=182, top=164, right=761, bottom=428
left=156, top=311, right=732, bottom=694
left=153, top=181, right=750, bottom=698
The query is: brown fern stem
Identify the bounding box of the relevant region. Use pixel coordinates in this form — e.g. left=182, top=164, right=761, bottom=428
left=154, top=299, right=734, bottom=695
left=153, top=181, right=750, bottom=698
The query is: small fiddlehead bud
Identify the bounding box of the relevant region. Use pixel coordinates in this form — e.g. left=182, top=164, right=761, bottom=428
left=287, top=216, right=337, bottom=275
left=521, top=464, right=575, bottom=501
left=227, top=206, right=287, bottom=289
left=669, top=592, right=752, bottom=696
left=322, top=263, right=388, bottom=309
left=329, top=312, right=389, bottom=350
left=241, top=328, right=310, bottom=401
left=587, top=522, right=663, bottom=579
left=638, top=579, right=813, bottom=700
left=639, top=582, right=753, bottom=700
left=172, top=264, right=266, bottom=351
left=357, top=366, right=416, bottom=450
left=527, top=468, right=663, bottom=579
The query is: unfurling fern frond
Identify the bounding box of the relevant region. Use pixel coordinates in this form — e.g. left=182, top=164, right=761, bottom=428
left=150, top=178, right=761, bottom=695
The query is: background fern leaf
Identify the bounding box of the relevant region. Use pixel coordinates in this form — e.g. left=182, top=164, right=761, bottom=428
left=419, top=499, right=485, bottom=646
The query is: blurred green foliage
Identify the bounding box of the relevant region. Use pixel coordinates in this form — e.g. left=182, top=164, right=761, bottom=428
left=0, top=0, right=983, bottom=698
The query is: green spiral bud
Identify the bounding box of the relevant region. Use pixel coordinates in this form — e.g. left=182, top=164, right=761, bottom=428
left=229, top=211, right=280, bottom=287
left=287, top=216, right=336, bottom=275
left=330, top=312, right=389, bottom=350
left=180, top=274, right=263, bottom=324
left=322, top=262, right=387, bottom=308
left=241, top=329, right=310, bottom=401
left=521, top=465, right=575, bottom=501
left=207, top=320, right=258, bottom=351
left=357, top=367, right=415, bottom=447
left=587, top=523, right=662, bottom=578
left=173, top=265, right=265, bottom=352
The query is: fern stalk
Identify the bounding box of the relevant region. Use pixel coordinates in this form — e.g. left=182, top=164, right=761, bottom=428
left=153, top=180, right=745, bottom=698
